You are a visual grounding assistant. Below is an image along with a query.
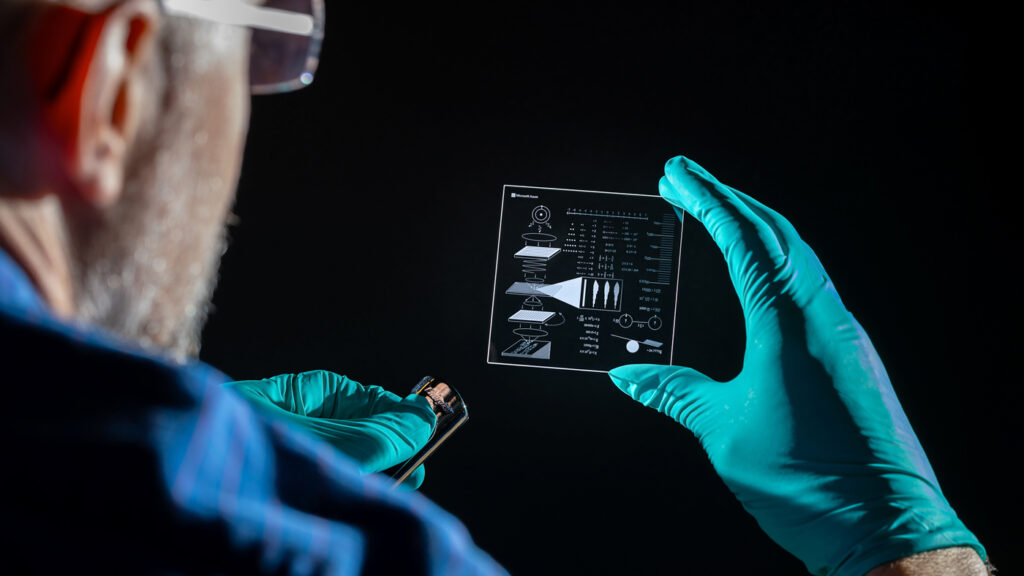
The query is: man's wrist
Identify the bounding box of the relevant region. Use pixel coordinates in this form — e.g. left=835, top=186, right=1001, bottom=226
left=864, top=546, right=991, bottom=576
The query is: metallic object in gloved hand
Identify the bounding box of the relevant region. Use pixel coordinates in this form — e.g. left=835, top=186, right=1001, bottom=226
left=390, top=376, right=469, bottom=487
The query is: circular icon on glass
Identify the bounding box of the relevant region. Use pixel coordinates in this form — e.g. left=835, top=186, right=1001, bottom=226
left=532, top=205, right=551, bottom=224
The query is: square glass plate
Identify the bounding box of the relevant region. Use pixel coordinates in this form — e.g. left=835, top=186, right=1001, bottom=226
left=487, top=185, right=684, bottom=373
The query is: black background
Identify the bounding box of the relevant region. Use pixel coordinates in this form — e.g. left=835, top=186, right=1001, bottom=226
left=201, top=3, right=1014, bottom=575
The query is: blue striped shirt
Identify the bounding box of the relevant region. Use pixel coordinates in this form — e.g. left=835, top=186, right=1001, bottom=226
left=0, top=247, right=507, bottom=574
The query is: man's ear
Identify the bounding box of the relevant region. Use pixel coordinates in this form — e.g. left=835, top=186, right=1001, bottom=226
left=30, top=0, right=161, bottom=208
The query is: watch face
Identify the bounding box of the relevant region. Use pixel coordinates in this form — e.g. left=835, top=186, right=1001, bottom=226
left=417, top=377, right=464, bottom=421
left=389, top=376, right=469, bottom=486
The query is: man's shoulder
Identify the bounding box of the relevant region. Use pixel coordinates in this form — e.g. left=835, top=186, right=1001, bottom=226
left=0, top=300, right=228, bottom=412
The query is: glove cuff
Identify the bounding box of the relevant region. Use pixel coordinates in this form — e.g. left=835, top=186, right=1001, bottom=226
left=829, top=509, right=985, bottom=576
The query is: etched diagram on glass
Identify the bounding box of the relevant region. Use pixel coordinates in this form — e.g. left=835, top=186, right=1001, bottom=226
left=488, top=185, right=684, bottom=373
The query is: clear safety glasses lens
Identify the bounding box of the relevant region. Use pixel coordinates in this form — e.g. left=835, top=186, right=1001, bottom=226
left=163, top=0, right=325, bottom=94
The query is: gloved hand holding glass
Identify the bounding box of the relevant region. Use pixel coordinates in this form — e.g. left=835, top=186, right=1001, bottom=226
left=225, top=371, right=436, bottom=489
left=609, top=156, right=986, bottom=576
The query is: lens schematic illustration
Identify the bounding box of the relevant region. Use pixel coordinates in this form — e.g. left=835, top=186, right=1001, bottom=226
left=487, top=185, right=684, bottom=373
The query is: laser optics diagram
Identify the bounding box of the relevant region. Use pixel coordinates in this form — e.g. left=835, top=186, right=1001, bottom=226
left=487, top=185, right=684, bottom=373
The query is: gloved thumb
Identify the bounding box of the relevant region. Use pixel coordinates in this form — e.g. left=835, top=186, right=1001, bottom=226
left=608, top=364, right=718, bottom=434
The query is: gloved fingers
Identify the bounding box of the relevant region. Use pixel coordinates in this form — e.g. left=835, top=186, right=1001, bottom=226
left=608, top=363, right=720, bottom=434
left=663, top=156, right=786, bottom=265
left=307, top=372, right=403, bottom=420
left=226, top=372, right=389, bottom=420
left=290, top=371, right=420, bottom=421
left=227, top=374, right=435, bottom=472
left=396, top=464, right=426, bottom=491
left=307, top=396, right=435, bottom=473
left=661, top=157, right=787, bottom=313
left=723, top=185, right=795, bottom=258
left=726, top=186, right=851, bottom=317
left=225, top=375, right=307, bottom=414
left=353, top=394, right=437, bottom=472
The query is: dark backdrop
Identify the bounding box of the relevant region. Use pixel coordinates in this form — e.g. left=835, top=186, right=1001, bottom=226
left=201, top=3, right=1013, bottom=574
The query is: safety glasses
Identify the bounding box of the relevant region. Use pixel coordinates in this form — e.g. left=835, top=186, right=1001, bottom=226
left=162, top=0, right=325, bottom=94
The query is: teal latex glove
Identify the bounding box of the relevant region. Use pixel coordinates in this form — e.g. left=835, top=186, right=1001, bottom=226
left=225, top=371, right=436, bottom=489
left=609, top=156, right=985, bottom=576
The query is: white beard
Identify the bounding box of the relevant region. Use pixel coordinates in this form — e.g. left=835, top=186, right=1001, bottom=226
left=68, top=18, right=247, bottom=362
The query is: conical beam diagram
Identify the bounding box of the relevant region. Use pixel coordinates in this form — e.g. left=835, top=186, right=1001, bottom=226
left=536, top=277, right=584, bottom=307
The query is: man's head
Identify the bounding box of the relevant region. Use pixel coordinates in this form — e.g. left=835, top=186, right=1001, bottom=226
left=0, top=0, right=251, bottom=360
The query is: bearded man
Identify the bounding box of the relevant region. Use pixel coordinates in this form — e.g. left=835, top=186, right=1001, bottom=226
left=0, top=1, right=989, bottom=574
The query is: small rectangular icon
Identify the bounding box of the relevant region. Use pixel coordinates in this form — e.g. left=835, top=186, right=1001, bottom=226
left=508, top=310, right=557, bottom=323
left=487, top=185, right=684, bottom=373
